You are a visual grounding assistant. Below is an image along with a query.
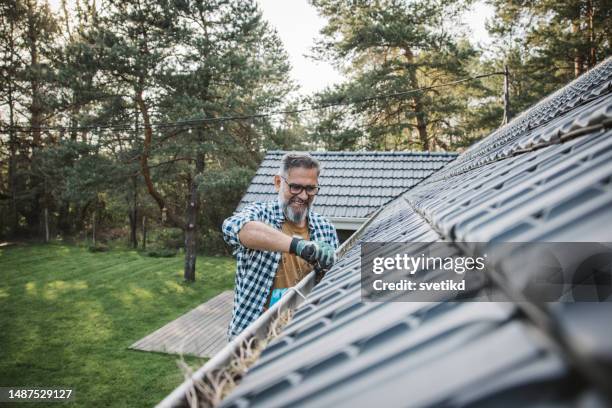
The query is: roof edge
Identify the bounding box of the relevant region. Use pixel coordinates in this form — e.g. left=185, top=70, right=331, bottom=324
left=264, top=150, right=459, bottom=156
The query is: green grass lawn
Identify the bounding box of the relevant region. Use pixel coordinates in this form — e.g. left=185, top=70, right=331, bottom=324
left=0, top=243, right=235, bottom=407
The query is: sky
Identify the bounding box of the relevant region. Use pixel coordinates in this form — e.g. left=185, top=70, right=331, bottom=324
left=257, top=0, right=495, bottom=95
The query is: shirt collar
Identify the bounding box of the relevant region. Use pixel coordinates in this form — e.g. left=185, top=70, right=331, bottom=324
left=271, top=199, right=284, bottom=228
left=307, top=208, right=315, bottom=231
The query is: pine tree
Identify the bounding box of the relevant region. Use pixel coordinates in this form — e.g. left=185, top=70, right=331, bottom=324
left=309, top=0, right=479, bottom=151
left=0, top=0, right=60, bottom=237
left=83, top=0, right=292, bottom=281
left=0, top=0, right=27, bottom=235
left=487, top=0, right=612, bottom=113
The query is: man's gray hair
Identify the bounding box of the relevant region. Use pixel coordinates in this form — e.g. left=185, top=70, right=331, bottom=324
left=279, top=152, right=321, bottom=177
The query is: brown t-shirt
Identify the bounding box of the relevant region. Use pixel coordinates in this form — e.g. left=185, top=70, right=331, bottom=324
left=265, top=220, right=313, bottom=308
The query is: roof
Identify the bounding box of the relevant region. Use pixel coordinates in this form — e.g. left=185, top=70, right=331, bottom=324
left=238, top=151, right=458, bottom=219
left=220, top=58, right=612, bottom=406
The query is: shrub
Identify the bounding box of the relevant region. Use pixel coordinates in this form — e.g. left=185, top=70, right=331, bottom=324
left=144, top=247, right=177, bottom=258
left=98, top=227, right=128, bottom=242
left=149, top=227, right=183, bottom=250
left=88, top=244, right=110, bottom=252
left=199, top=229, right=231, bottom=256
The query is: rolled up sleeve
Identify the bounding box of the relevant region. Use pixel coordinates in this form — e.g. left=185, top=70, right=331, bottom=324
left=222, top=203, right=264, bottom=255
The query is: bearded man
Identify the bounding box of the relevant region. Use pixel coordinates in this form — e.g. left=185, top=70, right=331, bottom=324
left=222, top=152, right=339, bottom=339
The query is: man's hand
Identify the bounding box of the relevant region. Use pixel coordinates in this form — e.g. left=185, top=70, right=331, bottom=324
left=290, top=238, right=336, bottom=270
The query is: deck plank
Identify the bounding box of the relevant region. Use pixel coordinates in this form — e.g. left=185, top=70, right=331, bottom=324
left=129, top=290, right=233, bottom=358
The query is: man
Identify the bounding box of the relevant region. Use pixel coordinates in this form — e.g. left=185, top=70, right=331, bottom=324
left=222, top=152, right=339, bottom=339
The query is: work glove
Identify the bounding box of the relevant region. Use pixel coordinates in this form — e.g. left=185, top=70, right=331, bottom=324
left=290, top=238, right=336, bottom=270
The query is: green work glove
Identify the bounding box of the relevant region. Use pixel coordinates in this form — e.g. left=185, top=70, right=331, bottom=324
left=290, top=238, right=336, bottom=270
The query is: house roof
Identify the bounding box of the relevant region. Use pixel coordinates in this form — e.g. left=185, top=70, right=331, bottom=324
left=220, top=58, right=612, bottom=407
left=238, top=151, right=457, bottom=219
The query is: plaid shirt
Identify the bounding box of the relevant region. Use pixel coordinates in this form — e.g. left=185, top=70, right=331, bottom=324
left=222, top=200, right=339, bottom=339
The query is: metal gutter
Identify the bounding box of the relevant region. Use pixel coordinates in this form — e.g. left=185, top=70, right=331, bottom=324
left=156, top=269, right=317, bottom=408
left=158, top=193, right=398, bottom=407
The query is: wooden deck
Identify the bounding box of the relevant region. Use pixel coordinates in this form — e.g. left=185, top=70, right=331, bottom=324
left=129, top=290, right=233, bottom=358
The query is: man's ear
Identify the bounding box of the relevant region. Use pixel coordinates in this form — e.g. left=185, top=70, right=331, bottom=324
left=273, top=175, right=281, bottom=192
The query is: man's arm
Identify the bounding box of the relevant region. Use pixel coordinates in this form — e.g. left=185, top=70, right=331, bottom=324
left=222, top=203, right=293, bottom=254
left=222, top=204, right=336, bottom=267
left=238, top=221, right=292, bottom=253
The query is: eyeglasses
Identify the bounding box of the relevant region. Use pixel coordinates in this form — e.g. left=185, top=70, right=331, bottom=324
left=281, top=176, right=320, bottom=196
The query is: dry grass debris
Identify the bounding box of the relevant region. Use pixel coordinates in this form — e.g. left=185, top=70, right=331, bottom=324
left=178, top=308, right=294, bottom=408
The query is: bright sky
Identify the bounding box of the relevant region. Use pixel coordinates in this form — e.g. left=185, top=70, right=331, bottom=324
left=257, top=0, right=495, bottom=95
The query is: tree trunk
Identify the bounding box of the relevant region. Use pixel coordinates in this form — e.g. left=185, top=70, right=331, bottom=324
left=587, top=0, right=596, bottom=68
left=184, top=227, right=196, bottom=282
left=136, top=90, right=184, bottom=228
left=76, top=200, right=92, bottom=233
left=128, top=209, right=138, bottom=248
left=25, top=0, right=43, bottom=234
left=27, top=0, right=42, bottom=149
left=7, top=16, right=18, bottom=236
left=130, top=112, right=140, bottom=249
left=129, top=177, right=138, bottom=248
left=136, top=85, right=202, bottom=279
left=43, top=208, right=49, bottom=242
left=57, top=126, right=72, bottom=236
left=183, top=145, right=205, bottom=282
left=142, top=216, right=147, bottom=250
left=571, top=16, right=584, bottom=77
left=8, top=99, right=18, bottom=236
left=414, top=104, right=429, bottom=151
left=502, top=64, right=512, bottom=125
left=403, top=47, right=429, bottom=150
left=57, top=201, right=71, bottom=236
left=92, top=210, right=96, bottom=247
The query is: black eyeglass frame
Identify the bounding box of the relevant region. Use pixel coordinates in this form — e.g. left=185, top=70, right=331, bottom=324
left=280, top=176, right=320, bottom=196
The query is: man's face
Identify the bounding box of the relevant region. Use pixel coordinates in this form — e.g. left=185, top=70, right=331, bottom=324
left=274, top=167, right=319, bottom=224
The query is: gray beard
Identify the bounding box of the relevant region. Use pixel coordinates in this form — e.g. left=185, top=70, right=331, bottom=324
left=278, top=196, right=312, bottom=224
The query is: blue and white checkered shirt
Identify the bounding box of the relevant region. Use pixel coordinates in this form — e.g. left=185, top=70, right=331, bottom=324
left=222, top=200, right=339, bottom=339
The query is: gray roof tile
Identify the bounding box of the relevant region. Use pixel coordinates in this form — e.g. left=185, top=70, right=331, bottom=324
left=238, top=150, right=457, bottom=219
left=220, top=58, right=612, bottom=407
